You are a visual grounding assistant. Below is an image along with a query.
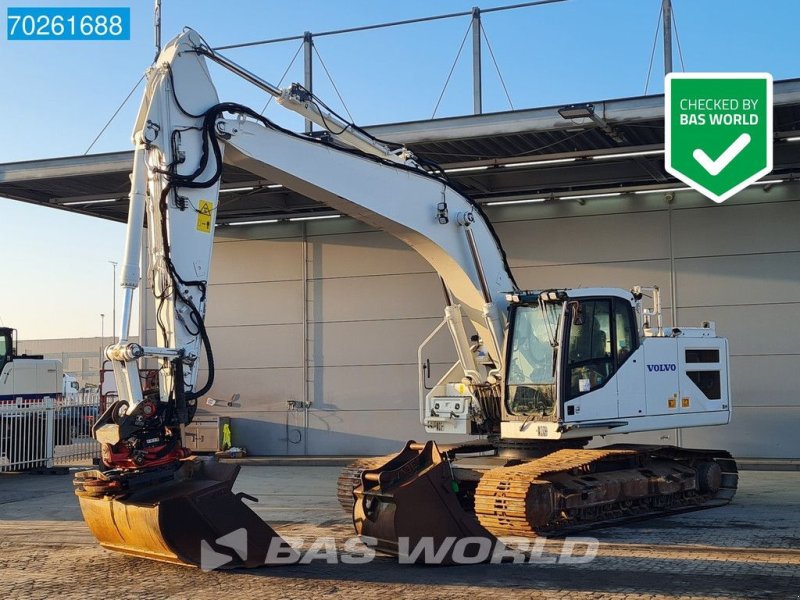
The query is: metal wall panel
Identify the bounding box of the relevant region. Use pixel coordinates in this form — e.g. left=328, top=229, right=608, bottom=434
left=307, top=318, right=455, bottom=367
left=205, top=324, right=303, bottom=369
left=307, top=230, right=433, bottom=278
left=204, top=281, right=305, bottom=326
left=675, top=254, right=800, bottom=307
left=514, top=259, right=674, bottom=304
left=671, top=200, right=800, bottom=257
left=210, top=237, right=304, bottom=283
left=678, top=304, right=800, bottom=356
left=495, top=210, right=670, bottom=267
left=308, top=273, right=443, bottom=322
left=307, top=364, right=438, bottom=412
left=681, top=406, right=800, bottom=459
left=202, top=367, right=303, bottom=412
left=729, top=355, right=799, bottom=408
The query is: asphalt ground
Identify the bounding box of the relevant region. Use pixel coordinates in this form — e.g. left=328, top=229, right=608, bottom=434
left=0, top=466, right=798, bottom=600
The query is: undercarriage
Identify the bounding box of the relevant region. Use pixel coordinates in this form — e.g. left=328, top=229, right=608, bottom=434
left=340, top=439, right=738, bottom=563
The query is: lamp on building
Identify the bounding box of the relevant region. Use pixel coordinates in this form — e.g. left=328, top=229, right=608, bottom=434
left=558, top=103, right=595, bottom=120
left=558, top=102, right=626, bottom=144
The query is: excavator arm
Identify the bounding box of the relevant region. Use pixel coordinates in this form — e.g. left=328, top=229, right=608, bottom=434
left=75, top=28, right=518, bottom=568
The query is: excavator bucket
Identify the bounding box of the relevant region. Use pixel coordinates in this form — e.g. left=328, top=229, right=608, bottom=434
left=74, top=458, right=286, bottom=568
left=353, top=440, right=497, bottom=564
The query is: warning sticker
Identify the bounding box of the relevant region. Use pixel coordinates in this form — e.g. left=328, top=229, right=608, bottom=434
left=196, top=200, right=213, bottom=233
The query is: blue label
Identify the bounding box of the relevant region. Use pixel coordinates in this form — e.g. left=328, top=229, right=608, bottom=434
left=7, top=7, right=130, bottom=40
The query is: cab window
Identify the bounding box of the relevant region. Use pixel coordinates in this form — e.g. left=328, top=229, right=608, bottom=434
left=566, top=300, right=612, bottom=398
left=506, top=302, right=561, bottom=417
left=614, top=300, right=637, bottom=367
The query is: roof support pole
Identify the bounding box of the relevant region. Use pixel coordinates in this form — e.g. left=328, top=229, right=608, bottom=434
left=304, top=31, right=314, bottom=133
left=472, top=7, right=482, bottom=115
left=153, top=0, right=161, bottom=63
left=662, top=0, right=673, bottom=76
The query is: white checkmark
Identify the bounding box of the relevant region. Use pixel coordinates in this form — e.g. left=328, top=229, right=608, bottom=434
left=692, top=133, right=751, bottom=176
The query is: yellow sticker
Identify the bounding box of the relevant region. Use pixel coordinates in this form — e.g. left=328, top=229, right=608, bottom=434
left=196, top=200, right=213, bottom=233
left=681, top=397, right=690, bottom=408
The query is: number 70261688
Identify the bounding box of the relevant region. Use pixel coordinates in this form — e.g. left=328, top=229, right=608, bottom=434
left=7, top=7, right=130, bottom=41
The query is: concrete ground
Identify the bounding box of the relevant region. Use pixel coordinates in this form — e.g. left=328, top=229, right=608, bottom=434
left=0, top=466, right=798, bottom=600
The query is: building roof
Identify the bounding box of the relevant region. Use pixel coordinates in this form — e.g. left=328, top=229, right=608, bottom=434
left=2, top=78, right=799, bottom=223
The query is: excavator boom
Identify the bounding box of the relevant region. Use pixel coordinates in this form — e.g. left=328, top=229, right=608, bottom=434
left=75, top=28, right=516, bottom=569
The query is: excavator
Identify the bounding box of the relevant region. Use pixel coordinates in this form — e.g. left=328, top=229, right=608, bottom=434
left=74, top=29, right=737, bottom=568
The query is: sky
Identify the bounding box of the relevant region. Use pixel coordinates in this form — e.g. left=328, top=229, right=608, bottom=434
left=1, top=0, right=798, bottom=340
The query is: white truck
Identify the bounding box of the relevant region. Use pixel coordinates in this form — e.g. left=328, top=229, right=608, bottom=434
left=0, top=327, right=63, bottom=403
left=0, top=327, right=62, bottom=468
left=0, top=328, right=98, bottom=468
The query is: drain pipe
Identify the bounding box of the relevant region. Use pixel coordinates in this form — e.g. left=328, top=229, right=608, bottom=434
left=302, top=224, right=310, bottom=455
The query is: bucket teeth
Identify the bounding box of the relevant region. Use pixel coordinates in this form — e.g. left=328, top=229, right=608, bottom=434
left=75, top=458, right=286, bottom=569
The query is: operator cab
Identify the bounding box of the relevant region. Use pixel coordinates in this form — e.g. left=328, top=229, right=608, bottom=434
left=504, top=289, right=639, bottom=421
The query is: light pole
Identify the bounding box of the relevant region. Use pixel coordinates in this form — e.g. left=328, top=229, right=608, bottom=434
left=108, top=261, right=118, bottom=341
left=100, top=313, right=105, bottom=366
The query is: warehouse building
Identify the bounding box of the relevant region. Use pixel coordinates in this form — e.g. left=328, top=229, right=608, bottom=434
left=2, top=80, right=798, bottom=458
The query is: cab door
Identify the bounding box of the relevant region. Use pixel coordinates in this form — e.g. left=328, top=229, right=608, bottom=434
left=613, top=299, right=647, bottom=418
left=561, top=298, right=619, bottom=422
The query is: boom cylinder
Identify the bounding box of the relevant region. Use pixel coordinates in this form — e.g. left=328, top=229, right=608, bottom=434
left=120, top=146, right=147, bottom=290
left=118, top=146, right=148, bottom=343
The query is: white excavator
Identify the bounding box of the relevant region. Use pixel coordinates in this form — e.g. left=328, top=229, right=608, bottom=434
left=74, top=29, right=737, bottom=567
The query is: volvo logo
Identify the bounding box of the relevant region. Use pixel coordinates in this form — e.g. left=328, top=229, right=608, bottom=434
left=647, top=363, right=677, bottom=372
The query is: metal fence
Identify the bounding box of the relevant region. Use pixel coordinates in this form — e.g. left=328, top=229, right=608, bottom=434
left=0, top=391, right=101, bottom=472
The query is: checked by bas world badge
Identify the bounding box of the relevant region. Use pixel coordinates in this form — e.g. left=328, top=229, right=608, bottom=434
left=665, top=73, right=773, bottom=203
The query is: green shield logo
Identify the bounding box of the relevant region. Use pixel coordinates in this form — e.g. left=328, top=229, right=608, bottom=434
left=665, top=73, right=772, bottom=203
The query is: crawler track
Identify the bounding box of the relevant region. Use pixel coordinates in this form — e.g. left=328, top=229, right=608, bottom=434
left=474, top=445, right=738, bottom=537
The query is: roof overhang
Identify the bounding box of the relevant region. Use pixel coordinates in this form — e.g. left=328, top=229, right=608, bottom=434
left=2, top=78, right=800, bottom=223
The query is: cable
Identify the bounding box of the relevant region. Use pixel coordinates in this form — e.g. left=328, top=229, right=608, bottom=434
left=260, top=40, right=304, bottom=115
left=480, top=21, right=514, bottom=110
left=149, top=88, right=233, bottom=404
left=672, top=7, right=686, bottom=71
left=166, top=65, right=206, bottom=118
left=312, top=43, right=355, bottom=123
left=432, top=19, right=472, bottom=119
left=293, top=82, right=405, bottom=152
left=644, top=3, right=662, bottom=95
left=83, top=75, right=145, bottom=155
left=212, top=0, right=567, bottom=51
